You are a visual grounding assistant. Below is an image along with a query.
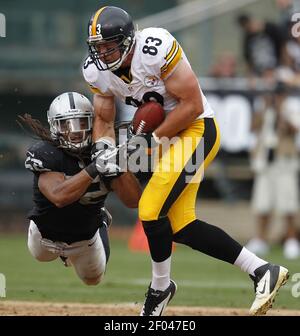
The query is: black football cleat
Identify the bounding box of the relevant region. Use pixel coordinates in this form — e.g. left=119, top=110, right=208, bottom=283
left=140, top=280, right=177, bottom=316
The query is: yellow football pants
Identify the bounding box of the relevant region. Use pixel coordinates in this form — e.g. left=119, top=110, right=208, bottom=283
left=139, top=118, right=220, bottom=234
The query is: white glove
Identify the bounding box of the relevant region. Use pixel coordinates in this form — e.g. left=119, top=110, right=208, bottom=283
left=93, top=139, right=122, bottom=177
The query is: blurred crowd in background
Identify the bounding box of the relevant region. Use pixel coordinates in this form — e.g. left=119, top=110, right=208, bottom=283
left=0, top=0, right=299, bottom=258
left=206, top=0, right=300, bottom=258
left=239, top=2, right=300, bottom=259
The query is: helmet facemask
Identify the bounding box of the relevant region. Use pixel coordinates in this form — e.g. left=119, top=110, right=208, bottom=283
left=48, top=114, right=93, bottom=153
left=87, top=33, right=134, bottom=71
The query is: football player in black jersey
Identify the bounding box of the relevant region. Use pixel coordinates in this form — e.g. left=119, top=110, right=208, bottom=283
left=23, top=92, right=141, bottom=286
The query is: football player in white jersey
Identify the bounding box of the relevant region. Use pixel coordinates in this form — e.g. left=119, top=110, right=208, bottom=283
left=82, top=6, right=289, bottom=316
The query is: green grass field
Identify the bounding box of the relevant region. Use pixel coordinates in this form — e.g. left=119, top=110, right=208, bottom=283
left=0, top=234, right=299, bottom=310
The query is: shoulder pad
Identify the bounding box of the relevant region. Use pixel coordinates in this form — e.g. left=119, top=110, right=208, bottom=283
left=82, top=57, right=113, bottom=96
left=25, top=141, right=61, bottom=173
left=137, top=28, right=183, bottom=79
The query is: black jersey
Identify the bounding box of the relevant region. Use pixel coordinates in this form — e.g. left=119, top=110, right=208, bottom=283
left=25, top=141, right=109, bottom=243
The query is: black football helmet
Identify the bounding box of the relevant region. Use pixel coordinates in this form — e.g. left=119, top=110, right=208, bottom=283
left=87, top=6, right=135, bottom=71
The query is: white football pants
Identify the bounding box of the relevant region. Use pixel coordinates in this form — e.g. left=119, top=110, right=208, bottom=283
left=27, top=221, right=107, bottom=286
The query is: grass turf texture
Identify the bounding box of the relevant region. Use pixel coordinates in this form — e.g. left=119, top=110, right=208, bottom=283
left=0, top=234, right=299, bottom=310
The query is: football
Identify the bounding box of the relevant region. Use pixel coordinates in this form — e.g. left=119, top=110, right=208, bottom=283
left=132, top=101, right=165, bottom=134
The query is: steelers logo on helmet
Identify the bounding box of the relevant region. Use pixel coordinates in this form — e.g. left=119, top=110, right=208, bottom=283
left=87, top=6, right=135, bottom=71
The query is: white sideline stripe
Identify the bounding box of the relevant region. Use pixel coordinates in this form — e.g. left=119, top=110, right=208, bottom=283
left=113, top=278, right=292, bottom=291
left=17, top=279, right=291, bottom=292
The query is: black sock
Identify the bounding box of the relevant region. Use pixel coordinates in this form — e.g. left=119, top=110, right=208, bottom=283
left=173, top=219, right=243, bottom=264
left=142, top=217, right=173, bottom=262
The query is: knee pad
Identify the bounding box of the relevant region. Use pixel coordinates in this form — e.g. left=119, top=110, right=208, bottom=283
left=142, top=217, right=173, bottom=262
left=142, top=217, right=172, bottom=237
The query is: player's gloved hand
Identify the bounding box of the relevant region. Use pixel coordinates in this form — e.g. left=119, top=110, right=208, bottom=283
left=92, top=139, right=123, bottom=177
left=91, top=138, right=116, bottom=161
left=85, top=139, right=123, bottom=180
left=95, top=154, right=123, bottom=177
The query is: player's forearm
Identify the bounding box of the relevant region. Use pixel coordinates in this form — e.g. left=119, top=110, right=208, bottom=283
left=93, top=94, right=116, bottom=143
left=154, top=101, right=203, bottom=139
left=156, top=60, right=203, bottom=139
left=51, top=171, right=93, bottom=208
left=111, top=172, right=142, bottom=208
left=93, top=115, right=116, bottom=143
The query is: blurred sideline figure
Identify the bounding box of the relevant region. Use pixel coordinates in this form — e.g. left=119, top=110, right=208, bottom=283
left=83, top=6, right=289, bottom=316
left=209, top=52, right=237, bottom=78
left=247, top=70, right=300, bottom=259
left=237, top=13, right=284, bottom=76
left=21, top=92, right=141, bottom=285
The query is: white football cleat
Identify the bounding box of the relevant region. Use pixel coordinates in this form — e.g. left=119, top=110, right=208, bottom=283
left=249, top=263, right=289, bottom=316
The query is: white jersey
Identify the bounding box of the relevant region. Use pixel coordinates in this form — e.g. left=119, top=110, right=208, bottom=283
left=82, top=27, right=214, bottom=119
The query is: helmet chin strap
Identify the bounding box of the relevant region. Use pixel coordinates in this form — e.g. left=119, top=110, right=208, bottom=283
left=106, top=58, right=124, bottom=72
left=59, top=131, right=91, bottom=152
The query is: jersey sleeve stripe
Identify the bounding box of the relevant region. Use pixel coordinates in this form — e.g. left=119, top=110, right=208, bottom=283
left=165, top=40, right=177, bottom=62
left=160, top=45, right=182, bottom=79
left=91, top=6, right=107, bottom=36
left=160, top=42, right=180, bottom=72
left=161, top=41, right=177, bottom=71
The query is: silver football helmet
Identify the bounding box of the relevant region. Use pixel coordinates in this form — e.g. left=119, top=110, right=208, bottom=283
left=47, top=92, right=94, bottom=152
